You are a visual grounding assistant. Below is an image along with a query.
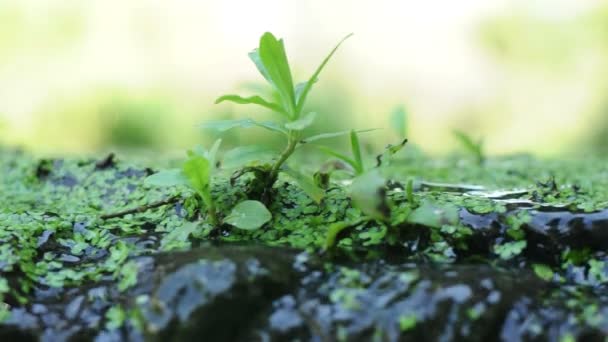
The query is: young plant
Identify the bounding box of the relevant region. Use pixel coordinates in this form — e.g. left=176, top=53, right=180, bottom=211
left=324, top=139, right=424, bottom=249
left=202, top=32, right=357, bottom=200
left=316, top=129, right=366, bottom=176
left=453, top=130, right=485, bottom=165
left=144, top=139, right=271, bottom=230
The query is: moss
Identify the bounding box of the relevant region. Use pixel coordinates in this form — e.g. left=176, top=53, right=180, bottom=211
left=1, top=148, right=608, bottom=309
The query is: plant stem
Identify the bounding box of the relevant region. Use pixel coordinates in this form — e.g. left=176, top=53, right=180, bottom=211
left=267, top=131, right=299, bottom=187
left=100, top=195, right=180, bottom=220
left=201, top=192, right=219, bottom=226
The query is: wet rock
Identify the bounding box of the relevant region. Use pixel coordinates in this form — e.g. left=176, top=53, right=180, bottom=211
left=136, top=245, right=297, bottom=341
left=255, top=260, right=608, bottom=341
left=255, top=262, right=548, bottom=341
left=0, top=245, right=298, bottom=341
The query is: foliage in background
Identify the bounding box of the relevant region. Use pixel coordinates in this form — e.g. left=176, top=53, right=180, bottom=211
left=453, top=130, right=485, bottom=165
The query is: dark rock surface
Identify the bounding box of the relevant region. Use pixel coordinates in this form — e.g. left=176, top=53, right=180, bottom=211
left=2, top=244, right=607, bottom=341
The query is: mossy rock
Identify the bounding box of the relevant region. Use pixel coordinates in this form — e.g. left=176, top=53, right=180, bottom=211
left=0, top=149, right=607, bottom=340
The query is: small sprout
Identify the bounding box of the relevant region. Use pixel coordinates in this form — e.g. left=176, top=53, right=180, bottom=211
left=316, top=130, right=366, bottom=176
left=207, top=32, right=354, bottom=201
left=145, top=140, right=272, bottom=230
left=453, top=130, right=485, bottom=165
left=146, top=139, right=222, bottom=226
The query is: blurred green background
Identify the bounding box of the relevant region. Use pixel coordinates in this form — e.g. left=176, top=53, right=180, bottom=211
left=1, top=0, right=608, bottom=157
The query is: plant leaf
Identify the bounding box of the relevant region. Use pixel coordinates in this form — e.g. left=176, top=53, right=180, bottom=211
left=283, top=166, right=325, bottom=203
left=207, top=139, right=222, bottom=171
left=299, top=128, right=379, bottom=145
left=285, top=112, right=317, bottom=131
left=315, top=146, right=357, bottom=170
left=453, top=130, right=479, bottom=152
left=406, top=201, right=459, bottom=228
left=225, top=200, right=272, bottom=230
left=453, top=130, right=484, bottom=164
left=248, top=49, right=273, bottom=84
left=295, top=80, right=315, bottom=105
left=200, top=118, right=287, bottom=135
left=350, top=130, right=364, bottom=174
left=350, top=169, right=389, bottom=220
left=258, top=32, right=296, bottom=117
left=215, top=94, right=286, bottom=116
left=295, top=33, right=353, bottom=114
left=145, top=169, right=189, bottom=187
left=222, top=145, right=276, bottom=169
left=182, top=156, right=211, bottom=198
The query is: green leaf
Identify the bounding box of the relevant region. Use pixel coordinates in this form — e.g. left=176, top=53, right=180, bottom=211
left=407, top=201, right=460, bottom=228
left=258, top=32, right=296, bottom=117
left=295, top=80, right=315, bottom=105
left=283, top=166, right=325, bottom=203
left=182, top=156, right=211, bottom=198
left=350, top=169, right=388, bottom=220
left=295, top=33, right=353, bottom=114
left=532, top=263, right=554, bottom=281
left=225, top=200, right=272, bottom=230
left=248, top=49, right=272, bottom=84
left=222, top=145, right=276, bottom=169
left=200, top=118, right=287, bottom=135
left=300, top=128, right=378, bottom=145
left=145, top=169, right=189, bottom=187
left=315, top=146, right=357, bottom=170
left=350, top=130, right=364, bottom=174
left=390, top=106, right=408, bottom=139
left=215, top=94, right=286, bottom=115
left=207, top=138, right=222, bottom=170
left=285, top=112, right=317, bottom=131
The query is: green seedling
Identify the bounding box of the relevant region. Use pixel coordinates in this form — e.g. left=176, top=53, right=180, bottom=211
left=145, top=139, right=271, bottom=230
left=316, top=129, right=366, bottom=176
left=324, top=139, right=411, bottom=249
left=453, top=130, right=485, bottom=165
left=203, top=32, right=358, bottom=201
